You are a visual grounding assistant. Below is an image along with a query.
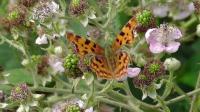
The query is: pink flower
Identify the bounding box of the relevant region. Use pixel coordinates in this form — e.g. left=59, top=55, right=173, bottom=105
left=170, top=2, right=195, bottom=20
left=145, top=24, right=182, bottom=54
left=118, top=67, right=141, bottom=81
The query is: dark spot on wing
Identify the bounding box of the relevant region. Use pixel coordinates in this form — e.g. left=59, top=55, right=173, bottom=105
left=95, top=57, right=102, bottom=63
left=76, top=35, right=81, bottom=39
left=119, top=41, right=122, bottom=45
left=93, top=44, right=96, bottom=48
left=120, top=31, right=125, bottom=36
left=85, top=39, right=90, bottom=45
left=83, top=50, right=88, bottom=54
left=126, top=23, right=131, bottom=29
left=91, top=48, right=95, bottom=52
left=116, top=38, right=119, bottom=42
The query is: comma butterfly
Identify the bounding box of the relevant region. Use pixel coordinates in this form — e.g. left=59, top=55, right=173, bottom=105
left=66, top=16, right=137, bottom=80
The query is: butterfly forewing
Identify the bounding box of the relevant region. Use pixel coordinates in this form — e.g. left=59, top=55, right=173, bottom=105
left=67, top=33, right=104, bottom=58
left=112, top=16, right=137, bottom=51
left=66, top=16, right=137, bottom=80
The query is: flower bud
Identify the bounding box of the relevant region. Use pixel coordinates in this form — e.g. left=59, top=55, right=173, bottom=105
left=54, top=46, right=63, bottom=55
left=21, top=59, right=29, bottom=66
left=196, top=24, right=200, bottom=37
left=164, top=57, right=181, bottom=71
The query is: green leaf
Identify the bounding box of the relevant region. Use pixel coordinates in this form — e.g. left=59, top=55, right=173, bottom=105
left=68, top=18, right=87, bottom=37
left=6, top=69, right=33, bottom=85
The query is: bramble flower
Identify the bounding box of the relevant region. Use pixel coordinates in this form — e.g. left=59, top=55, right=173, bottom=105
left=32, top=1, right=59, bottom=21
left=69, top=0, right=89, bottom=16
left=48, top=55, right=65, bottom=74
left=10, top=83, right=31, bottom=102
left=164, top=57, right=181, bottom=72
left=19, top=0, right=38, bottom=7
left=169, top=1, right=195, bottom=20
left=68, top=0, right=96, bottom=27
left=133, top=60, right=165, bottom=100
left=64, top=54, right=79, bottom=70
left=151, top=4, right=169, bottom=18
left=64, top=54, right=85, bottom=78
left=133, top=60, right=165, bottom=88
left=136, top=10, right=156, bottom=32
left=35, top=34, right=48, bottom=45
left=1, top=5, right=27, bottom=29
left=193, top=1, right=200, bottom=14
left=52, top=98, right=93, bottom=112
left=145, top=24, right=182, bottom=54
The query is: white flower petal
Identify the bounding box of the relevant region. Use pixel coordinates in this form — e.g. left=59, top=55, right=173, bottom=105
left=35, top=34, right=48, bottom=45
left=85, top=107, right=94, bottom=112
left=54, top=46, right=63, bottom=55
left=88, top=11, right=96, bottom=19
left=149, top=43, right=165, bottom=54
left=80, top=16, right=89, bottom=27
left=145, top=28, right=156, bottom=43
left=165, top=42, right=180, bottom=53
left=48, top=56, right=65, bottom=74
left=142, top=89, right=147, bottom=100
left=152, top=5, right=169, bottom=17
left=77, top=100, right=84, bottom=108
left=127, top=67, right=141, bottom=78
left=0, top=103, right=8, bottom=108
left=168, top=27, right=182, bottom=39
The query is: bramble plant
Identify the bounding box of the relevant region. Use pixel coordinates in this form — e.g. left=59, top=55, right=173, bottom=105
left=0, top=0, right=200, bottom=112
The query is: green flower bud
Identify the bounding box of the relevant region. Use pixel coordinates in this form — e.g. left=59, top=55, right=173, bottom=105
left=64, top=54, right=79, bottom=70
left=196, top=24, right=200, bottom=37
left=7, top=11, right=20, bottom=20
left=136, top=10, right=152, bottom=26
left=66, top=104, right=81, bottom=112
left=164, top=57, right=181, bottom=71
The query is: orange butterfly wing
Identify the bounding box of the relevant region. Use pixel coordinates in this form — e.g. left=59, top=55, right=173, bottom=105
left=112, top=16, right=137, bottom=51
left=90, top=56, right=113, bottom=79
left=66, top=33, right=104, bottom=58
left=114, top=51, right=130, bottom=80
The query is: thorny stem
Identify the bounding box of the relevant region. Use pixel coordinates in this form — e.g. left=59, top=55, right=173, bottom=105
left=155, top=88, right=200, bottom=108
left=97, top=80, right=114, bottom=94
left=157, top=96, right=170, bottom=112
left=189, top=72, right=200, bottom=112
left=96, top=97, right=143, bottom=112
left=161, top=71, right=174, bottom=99
left=30, top=87, right=86, bottom=94
left=52, top=75, right=71, bottom=88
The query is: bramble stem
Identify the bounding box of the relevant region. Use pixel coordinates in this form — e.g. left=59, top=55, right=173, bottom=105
left=155, top=87, right=200, bottom=108
left=30, top=87, right=85, bottom=94
left=189, top=72, right=200, bottom=112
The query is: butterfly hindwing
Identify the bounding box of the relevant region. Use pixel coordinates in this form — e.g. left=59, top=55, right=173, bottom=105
left=114, top=51, right=129, bottom=79
left=112, top=16, right=137, bottom=51
left=67, top=33, right=104, bottom=58
left=90, top=56, right=113, bottom=79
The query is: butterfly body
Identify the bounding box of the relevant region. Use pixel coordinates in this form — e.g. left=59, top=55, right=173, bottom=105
left=66, top=16, right=137, bottom=80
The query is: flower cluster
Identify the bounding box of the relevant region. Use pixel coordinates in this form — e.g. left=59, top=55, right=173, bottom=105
left=145, top=24, right=182, bottom=54
left=52, top=99, right=93, bottom=112
left=133, top=60, right=165, bottom=88
left=32, top=1, right=59, bottom=21
left=10, top=83, right=31, bottom=102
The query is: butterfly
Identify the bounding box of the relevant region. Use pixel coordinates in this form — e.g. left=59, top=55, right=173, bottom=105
left=66, top=16, right=137, bottom=80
